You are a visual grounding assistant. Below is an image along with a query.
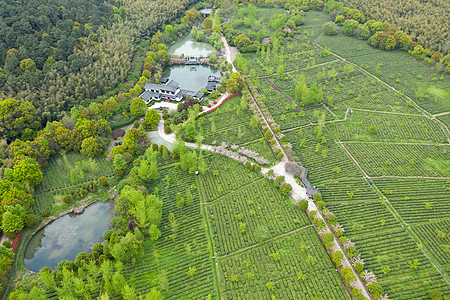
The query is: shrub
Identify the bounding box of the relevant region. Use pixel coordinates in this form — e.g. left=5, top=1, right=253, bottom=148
left=213, top=100, right=217, bottom=105
left=26, top=214, right=38, bottom=228
left=298, top=200, right=308, bottom=211
left=274, top=148, right=281, bottom=155
left=274, top=175, right=285, bottom=187
left=252, top=164, right=261, bottom=172
left=5, top=232, right=16, bottom=239
left=367, top=282, right=384, bottom=300
left=98, top=176, right=108, bottom=186
left=2, top=240, right=11, bottom=248
left=322, top=232, right=334, bottom=243
left=354, top=262, right=364, bottom=273
left=352, top=288, right=365, bottom=300
left=313, top=193, right=322, bottom=202
left=313, top=218, right=326, bottom=230
left=279, top=183, right=292, bottom=195
left=429, top=289, right=443, bottom=300
left=207, top=104, right=211, bottom=108
left=62, top=194, right=73, bottom=204
left=244, top=161, right=252, bottom=168
left=264, top=131, right=273, bottom=140
left=341, top=267, right=356, bottom=285
left=317, top=200, right=326, bottom=208
left=323, top=22, right=338, bottom=36
left=41, top=209, right=50, bottom=217
left=309, top=210, right=317, bottom=219
left=331, top=251, right=344, bottom=268
left=327, top=214, right=337, bottom=224
left=276, top=152, right=284, bottom=160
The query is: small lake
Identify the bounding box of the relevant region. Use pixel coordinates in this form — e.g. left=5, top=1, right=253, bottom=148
left=163, top=65, right=220, bottom=91
left=24, top=201, right=114, bottom=272
left=168, top=34, right=216, bottom=57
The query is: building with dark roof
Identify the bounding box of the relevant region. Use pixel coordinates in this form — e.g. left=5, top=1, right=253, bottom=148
left=205, top=82, right=217, bottom=92
left=139, top=78, right=207, bottom=104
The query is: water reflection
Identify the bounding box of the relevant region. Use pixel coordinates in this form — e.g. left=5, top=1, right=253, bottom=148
left=24, top=201, right=114, bottom=272
left=168, top=34, right=216, bottom=57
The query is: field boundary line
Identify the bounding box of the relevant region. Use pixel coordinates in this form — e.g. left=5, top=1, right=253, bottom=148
left=369, top=182, right=450, bottom=284
left=204, top=178, right=264, bottom=205
left=368, top=175, right=449, bottom=180
left=342, top=141, right=450, bottom=146
left=253, top=59, right=340, bottom=79
left=216, top=225, right=311, bottom=259
left=337, top=141, right=369, bottom=178
left=433, top=111, right=450, bottom=117
left=349, top=108, right=427, bottom=117
left=281, top=124, right=313, bottom=133
left=197, top=176, right=223, bottom=299
left=314, top=41, right=450, bottom=142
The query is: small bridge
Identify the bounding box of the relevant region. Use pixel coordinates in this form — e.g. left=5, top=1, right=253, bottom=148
left=170, top=55, right=209, bottom=65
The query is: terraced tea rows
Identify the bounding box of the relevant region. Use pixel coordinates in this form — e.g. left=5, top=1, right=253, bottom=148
left=332, top=110, right=448, bottom=143
left=207, top=178, right=309, bottom=255
left=219, top=228, right=348, bottom=300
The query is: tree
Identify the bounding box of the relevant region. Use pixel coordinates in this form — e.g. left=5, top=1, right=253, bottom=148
left=368, top=125, right=377, bottom=134
left=183, top=122, right=197, bottom=142
left=138, top=159, right=159, bottom=182
left=143, top=109, right=161, bottom=130
left=234, top=34, right=252, bottom=51
left=279, top=183, right=292, bottom=195
left=80, top=137, right=103, bottom=157
left=323, top=22, right=337, bottom=36
left=313, top=193, right=322, bottom=202
left=148, top=224, right=161, bottom=241
left=0, top=98, right=41, bottom=142
left=176, top=192, right=185, bottom=208
left=130, top=97, right=146, bottom=117
left=113, top=154, right=128, bottom=176
left=429, top=289, right=443, bottom=300
left=111, top=233, right=144, bottom=264
left=226, top=73, right=245, bottom=93
left=299, top=200, right=308, bottom=211
left=203, top=17, right=213, bottom=31
left=343, top=20, right=359, bottom=37
left=331, top=251, right=344, bottom=268
left=13, top=157, right=43, bottom=188
left=122, top=285, right=137, bottom=300
left=2, top=205, right=27, bottom=232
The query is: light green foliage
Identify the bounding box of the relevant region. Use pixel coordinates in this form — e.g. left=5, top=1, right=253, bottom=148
left=2, top=205, right=27, bottom=232
left=13, top=156, right=43, bottom=188
left=130, top=97, right=146, bottom=116
left=80, top=136, right=103, bottom=157
left=143, top=109, right=161, bottom=130
left=111, top=232, right=144, bottom=264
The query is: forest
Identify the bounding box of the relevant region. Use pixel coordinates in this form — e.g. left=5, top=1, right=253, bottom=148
left=337, top=0, right=449, bottom=51
left=0, top=0, right=197, bottom=129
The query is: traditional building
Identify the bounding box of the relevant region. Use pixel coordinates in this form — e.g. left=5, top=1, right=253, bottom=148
left=138, top=79, right=206, bottom=104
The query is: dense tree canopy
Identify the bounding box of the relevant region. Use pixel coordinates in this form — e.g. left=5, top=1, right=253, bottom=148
left=0, top=98, right=41, bottom=141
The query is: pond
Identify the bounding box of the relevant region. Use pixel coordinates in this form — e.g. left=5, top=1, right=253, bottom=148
left=24, top=201, right=114, bottom=272
left=168, top=33, right=216, bottom=57
left=163, top=64, right=220, bottom=92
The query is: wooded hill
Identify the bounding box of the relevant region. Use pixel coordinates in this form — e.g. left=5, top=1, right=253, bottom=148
left=0, top=0, right=197, bottom=128
left=337, top=0, right=449, bottom=52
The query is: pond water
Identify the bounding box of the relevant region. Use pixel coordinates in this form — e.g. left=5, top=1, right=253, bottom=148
left=163, top=65, right=220, bottom=91
left=24, top=201, right=114, bottom=272
left=168, top=34, right=216, bottom=57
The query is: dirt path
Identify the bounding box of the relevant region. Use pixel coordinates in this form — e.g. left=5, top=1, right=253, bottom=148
left=221, top=36, right=237, bottom=73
